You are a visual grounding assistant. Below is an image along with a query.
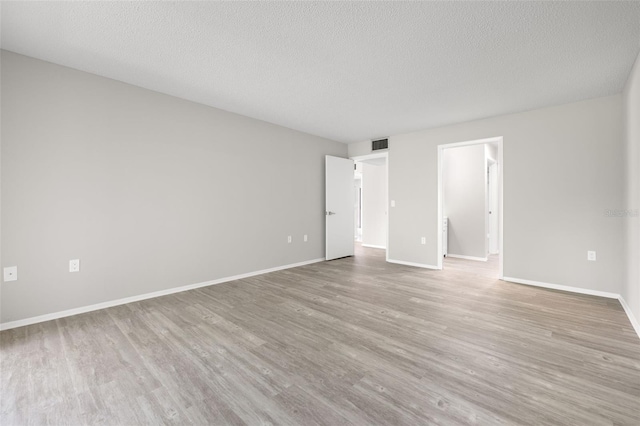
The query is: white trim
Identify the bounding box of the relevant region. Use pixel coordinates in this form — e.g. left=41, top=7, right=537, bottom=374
left=498, top=141, right=504, bottom=280
left=387, top=258, right=440, bottom=270
left=386, top=151, right=390, bottom=264
left=437, top=136, right=504, bottom=150
left=446, top=254, right=488, bottom=262
left=619, top=296, right=640, bottom=339
left=437, top=146, right=443, bottom=269
left=362, top=244, right=386, bottom=249
left=504, top=276, right=639, bottom=340
left=0, top=258, right=325, bottom=331
left=386, top=150, right=390, bottom=263
left=502, top=276, right=620, bottom=299
left=350, top=152, right=388, bottom=162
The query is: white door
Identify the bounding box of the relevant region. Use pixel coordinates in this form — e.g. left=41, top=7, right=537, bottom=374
left=326, top=155, right=355, bottom=260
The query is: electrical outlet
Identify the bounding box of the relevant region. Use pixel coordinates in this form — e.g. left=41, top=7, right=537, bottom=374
left=3, top=266, right=17, bottom=282
left=391, top=200, right=396, bottom=207
left=304, top=234, right=308, bottom=242
left=421, top=237, right=426, bottom=245
left=69, top=259, right=80, bottom=272
left=587, top=251, right=596, bottom=261
left=287, top=236, right=292, bottom=244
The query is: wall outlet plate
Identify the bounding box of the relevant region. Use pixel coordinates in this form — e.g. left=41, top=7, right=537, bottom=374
left=3, top=266, right=17, bottom=282
left=587, top=251, right=596, bottom=261
left=287, top=236, right=292, bottom=243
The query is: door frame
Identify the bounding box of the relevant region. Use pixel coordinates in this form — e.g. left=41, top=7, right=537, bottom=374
left=351, top=151, right=389, bottom=261
left=437, top=136, right=504, bottom=279
left=487, top=160, right=499, bottom=255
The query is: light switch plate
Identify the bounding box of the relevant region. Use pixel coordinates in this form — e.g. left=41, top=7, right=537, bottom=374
left=69, top=259, right=80, bottom=272
left=391, top=200, right=396, bottom=207
left=587, top=251, right=596, bottom=261
left=3, top=266, right=17, bottom=282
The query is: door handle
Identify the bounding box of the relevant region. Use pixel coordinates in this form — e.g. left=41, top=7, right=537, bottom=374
left=326, top=211, right=336, bottom=216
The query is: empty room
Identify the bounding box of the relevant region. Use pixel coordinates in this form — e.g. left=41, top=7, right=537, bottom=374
left=2, top=2, right=640, bottom=425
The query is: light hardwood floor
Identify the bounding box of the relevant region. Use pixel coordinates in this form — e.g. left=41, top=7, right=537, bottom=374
left=443, top=253, right=499, bottom=278
left=2, top=245, right=639, bottom=425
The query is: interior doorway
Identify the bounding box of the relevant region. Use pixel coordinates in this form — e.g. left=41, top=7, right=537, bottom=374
left=351, top=152, right=388, bottom=257
left=437, top=137, right=503, bottom=278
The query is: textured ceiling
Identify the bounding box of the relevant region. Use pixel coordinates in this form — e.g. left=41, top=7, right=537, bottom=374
left=2, top=1, right=640, bottom=143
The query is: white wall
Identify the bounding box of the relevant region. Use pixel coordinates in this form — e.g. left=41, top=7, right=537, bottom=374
left=442, top=144, right=486, bottom=259
left=349, top=95, right=624, bottom=295
left=0, top=51, right=347, bottom=324
left=623, top=50, right=640, bottom=330
left=361, top=162, right=387, bottom=248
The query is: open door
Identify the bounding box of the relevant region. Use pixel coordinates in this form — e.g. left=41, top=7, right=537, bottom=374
left=325, top=155, right=355, bottom=260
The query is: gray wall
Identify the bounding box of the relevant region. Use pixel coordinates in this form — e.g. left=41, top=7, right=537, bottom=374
left=361, top=162, right=387, bottom=248
left=623, top=51, right=640, bottom=325
left=443, top=144, right=486, bottom=259
left=0, top=51, right=347, bottom=323
left=349, top=95, right=624, bottom=294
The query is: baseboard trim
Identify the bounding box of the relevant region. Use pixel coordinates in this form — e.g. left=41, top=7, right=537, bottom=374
left=387, top=258, right=440, bottom=270
left=502, top=276, right=620, bottom=299
left=618, top=296, right=640, bottom=339
left=0, top=257, right=326, bottom=331
left=503, top=276, right=640, bottom=340
left=447, top=254, right=488, bottom=262
left=362, top=244, right=386, bottom=249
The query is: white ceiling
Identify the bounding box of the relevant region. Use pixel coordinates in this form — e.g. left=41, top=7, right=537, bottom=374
left=2, top=1, right=639, bottom=143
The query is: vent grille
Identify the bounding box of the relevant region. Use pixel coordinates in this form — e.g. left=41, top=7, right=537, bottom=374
left=372, top=138, right=388, bottom=151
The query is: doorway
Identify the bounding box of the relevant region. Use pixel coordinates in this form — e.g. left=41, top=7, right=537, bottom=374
left=437, top=137, right=503, bottom=278
left=351, top=152, right=389, bottom=257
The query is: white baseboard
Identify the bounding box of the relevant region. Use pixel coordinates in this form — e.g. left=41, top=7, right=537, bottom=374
left=618, top=296, right=640, bottom=339
left=0, top=258, right=325, bottom=331
left=447, top=254, right=488, bottom=262
left=502, top=276, right=620, bottom=299
left=387, top=258, right=440, bottom=270
left=503, top=277, right=639, bottom=340
left=362, top=244, right=386, bottom=249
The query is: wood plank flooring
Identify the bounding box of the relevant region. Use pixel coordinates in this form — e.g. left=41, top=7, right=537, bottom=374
left=444, top=254, right=499, bottom=278
left=2, top=245, right=639, bottom=425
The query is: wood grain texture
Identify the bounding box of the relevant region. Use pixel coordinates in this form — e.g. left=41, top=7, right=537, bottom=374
left=2, top=245, right=639, bottom=425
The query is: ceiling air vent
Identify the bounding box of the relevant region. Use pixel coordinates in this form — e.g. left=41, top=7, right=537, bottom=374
left=372, top=138, right=388, bottom=151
